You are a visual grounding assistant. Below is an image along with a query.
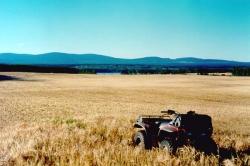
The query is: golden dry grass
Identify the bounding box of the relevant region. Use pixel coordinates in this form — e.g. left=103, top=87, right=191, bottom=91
left=0, top=72, right=250, bottom=165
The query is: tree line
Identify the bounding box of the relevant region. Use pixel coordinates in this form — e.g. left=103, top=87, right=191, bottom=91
left=0, top=64, right=95, bottom=74
left=120, top=69, right=192, bottom=74
left=120, top=68, right=232, bottom=75
left=1, top=64, right=249, bottom=76
left=232, top=67, right=250, bottom=76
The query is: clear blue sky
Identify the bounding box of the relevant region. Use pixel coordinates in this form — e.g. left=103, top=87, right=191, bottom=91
left=0, top=0, right=250, bottom=62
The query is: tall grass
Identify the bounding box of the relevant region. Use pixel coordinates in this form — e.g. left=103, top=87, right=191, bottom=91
left=0, top=73, right=250, bottom=165
left=1, top=118, right=249, bottom=165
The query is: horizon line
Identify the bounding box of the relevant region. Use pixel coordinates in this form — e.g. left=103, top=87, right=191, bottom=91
left=0, top=52, right=248, bottom=63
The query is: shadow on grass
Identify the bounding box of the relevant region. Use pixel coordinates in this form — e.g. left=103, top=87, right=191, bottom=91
left=0, top=75, right=22, bottom=81
left=219, top=147, right=250, bottom=164
left=0, top=75, right=40, bottom=82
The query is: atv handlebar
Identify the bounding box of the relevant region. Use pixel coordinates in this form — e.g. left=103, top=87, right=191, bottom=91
left=161, top=110, right=176, bottom=115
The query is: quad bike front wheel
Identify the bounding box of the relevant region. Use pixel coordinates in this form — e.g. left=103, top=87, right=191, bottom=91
left=160, top=138, right=174, bottom=154
left=133, top=130, right=151, bottom=150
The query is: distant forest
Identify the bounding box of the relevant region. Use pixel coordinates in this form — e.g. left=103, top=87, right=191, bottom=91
left=232, top=66, right=250, bottom=76
left=0, top=64, right=79, bottom=74
left=0, top=64, right=250, bottom=76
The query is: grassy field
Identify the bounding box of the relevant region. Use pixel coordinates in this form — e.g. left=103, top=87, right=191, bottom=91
left=0, top=72, right=250, bottom=165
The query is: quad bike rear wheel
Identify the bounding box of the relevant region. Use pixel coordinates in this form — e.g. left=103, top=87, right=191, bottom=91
left=133, top=130, right=151, bottom=150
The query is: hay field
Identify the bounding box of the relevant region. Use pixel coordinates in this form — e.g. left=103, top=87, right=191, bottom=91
left=0, top=72, right=250, bottom=165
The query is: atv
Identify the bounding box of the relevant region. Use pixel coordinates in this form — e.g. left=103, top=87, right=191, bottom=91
left=133, top=110, right=217, bottom=155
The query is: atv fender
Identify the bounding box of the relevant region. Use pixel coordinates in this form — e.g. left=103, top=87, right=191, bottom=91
left=158, top=127, right=177, bottom=142
left=134, top=122, right=146, bottom=130
left=158, top=130, right=176, bottom=141
left=134, top=116, right=147, bottom=130
left=160, top=127, right=176, bottom=133
left=133, top=116, right=152, bottom=138
left=159, top=122, right=178, bottom=132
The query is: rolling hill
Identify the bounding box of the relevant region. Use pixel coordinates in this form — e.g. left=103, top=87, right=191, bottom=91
left=0, top=52, right=250, bottom=67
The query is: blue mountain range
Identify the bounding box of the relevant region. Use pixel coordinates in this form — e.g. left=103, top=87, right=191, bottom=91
left=0, top=52, right=249, bottom=67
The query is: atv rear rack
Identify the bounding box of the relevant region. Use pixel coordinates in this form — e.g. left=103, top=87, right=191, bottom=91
left=138, top=110, right=177, bottom=120
left=140, top=115, right=170, bottom=118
